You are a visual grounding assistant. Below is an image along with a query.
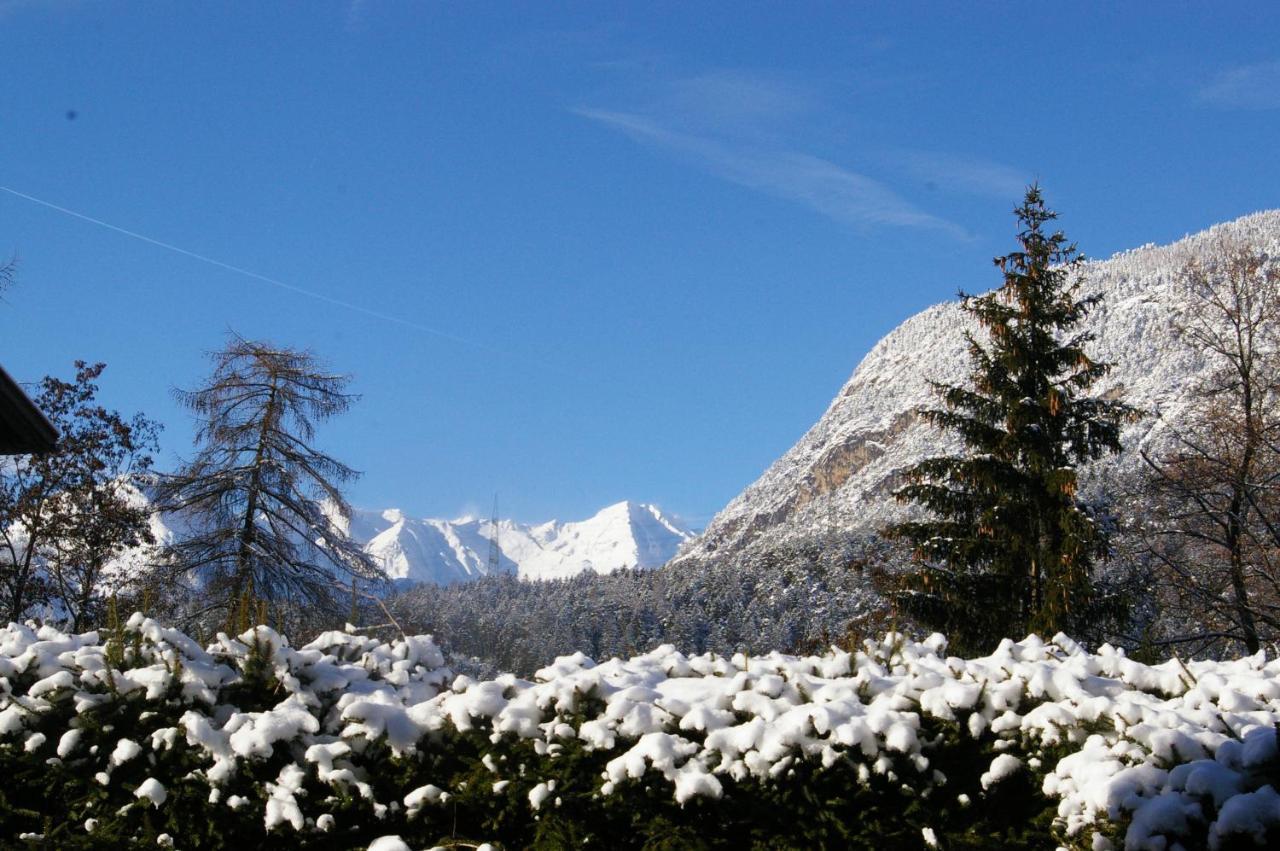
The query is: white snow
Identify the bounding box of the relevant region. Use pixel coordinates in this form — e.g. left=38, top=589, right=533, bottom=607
left=134, top=778, right=167, bottom=807
left=367, top=838, right=411, bottom=851
left=980, top=754, right=1022, bottom=789
left=528, top=781, right=554, bottom=811
left=110, top=738, right=143, bottom=767
left=349, top=500, right=694, bottom=584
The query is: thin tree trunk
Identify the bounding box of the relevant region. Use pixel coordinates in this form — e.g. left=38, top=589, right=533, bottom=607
left=1226, top=505, right=1258, bottom=653
left=6, top=521, right=41, bottom=623
left=1228, top=377, right=1261, bottom=653
left=234, top=382, right=279, bottom=604
left=73, top=555, right=103, bottom=633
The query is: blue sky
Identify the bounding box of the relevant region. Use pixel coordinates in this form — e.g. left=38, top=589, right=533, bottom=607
left=2, top=2, right=1279, bottom=526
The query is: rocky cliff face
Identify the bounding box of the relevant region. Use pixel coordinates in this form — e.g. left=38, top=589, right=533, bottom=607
left=677, top=210, right=1280, bottom=563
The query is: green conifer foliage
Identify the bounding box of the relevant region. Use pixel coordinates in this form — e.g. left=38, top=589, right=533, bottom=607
left=885, top=187, right=1133, bottom=652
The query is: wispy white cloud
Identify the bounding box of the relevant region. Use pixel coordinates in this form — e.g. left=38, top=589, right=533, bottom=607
left=575, top=108, right=967, bottom=238
left=663, top=70, right=820, bottom=131
left=886, top=150, right=1030, bottom=200
left=1197, top=60, right=1280, bottom=109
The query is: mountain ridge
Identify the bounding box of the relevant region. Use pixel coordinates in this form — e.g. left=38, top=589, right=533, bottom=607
left=342, top=500, right=694, bottom=586
left=676, top=209, right=1280, bottom=563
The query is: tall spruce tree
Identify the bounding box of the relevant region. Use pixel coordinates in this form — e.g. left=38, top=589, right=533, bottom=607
left=157, top=337, right=380, bottom=631
left=884, top=187, right=1132, bottom=651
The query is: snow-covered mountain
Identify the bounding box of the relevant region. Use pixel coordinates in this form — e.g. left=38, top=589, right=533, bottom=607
left=342, top=501, right=693, bottom=586
left=677, top=210, right=1280, bottom=563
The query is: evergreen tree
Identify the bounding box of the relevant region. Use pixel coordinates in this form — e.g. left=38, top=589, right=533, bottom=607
left=157, top=337, right=380, bottom=631
left=884, top=187, right=1133, bottom=651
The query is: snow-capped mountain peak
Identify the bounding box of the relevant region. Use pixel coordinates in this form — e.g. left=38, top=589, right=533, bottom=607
left=349, top=500, right=693, bottom=585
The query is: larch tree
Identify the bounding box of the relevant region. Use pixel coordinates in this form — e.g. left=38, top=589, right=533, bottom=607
left=0, top=255, right=14, bottom=298
left=157, top=337, right=381, bottom=630
left=1139, top=237, right=1280, bottom=655
left=884, top=187, right=1134, bottom=652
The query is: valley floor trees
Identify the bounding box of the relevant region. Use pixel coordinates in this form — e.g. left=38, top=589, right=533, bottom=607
left=885, top=187, right=1134, bottom=652
left=157, top=337, right=380, bottom=633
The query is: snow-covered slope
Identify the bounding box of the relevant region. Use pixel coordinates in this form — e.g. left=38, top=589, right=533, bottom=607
left=347, top=501, right=693, bottom=585
left=679, top=210, right=1280, bottom=562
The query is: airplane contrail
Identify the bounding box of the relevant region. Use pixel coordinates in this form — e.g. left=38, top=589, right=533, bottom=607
left=0, top=184, right=491, bottom=351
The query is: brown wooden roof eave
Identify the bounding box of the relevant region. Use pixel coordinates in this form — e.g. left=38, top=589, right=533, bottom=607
left=0, top=364, right=57, bottom=454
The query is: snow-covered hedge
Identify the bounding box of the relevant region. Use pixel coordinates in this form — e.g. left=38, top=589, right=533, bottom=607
left=2, top=617, right=1279, bottom=849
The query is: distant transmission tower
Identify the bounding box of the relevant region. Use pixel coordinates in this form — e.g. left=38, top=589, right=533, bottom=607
left=486, top=494, right=501, bottom=573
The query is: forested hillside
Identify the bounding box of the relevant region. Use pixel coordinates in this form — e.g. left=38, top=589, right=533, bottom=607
left=392, top=534, right=889, bottom=677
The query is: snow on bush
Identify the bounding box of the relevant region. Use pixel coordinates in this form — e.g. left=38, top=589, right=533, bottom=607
left=2, top=616, right=1279, bottom=848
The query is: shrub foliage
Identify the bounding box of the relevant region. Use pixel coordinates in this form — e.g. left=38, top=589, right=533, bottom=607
left=1, top=617, right=1278, bottom=849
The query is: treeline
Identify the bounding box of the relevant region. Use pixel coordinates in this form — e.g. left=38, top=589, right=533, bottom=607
left=392, top=535, right=894, bottom=677
left=389, top=530, right=1158, bottom=680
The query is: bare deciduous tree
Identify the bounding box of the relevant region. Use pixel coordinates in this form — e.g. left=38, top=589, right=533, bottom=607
left=1140, top=237, right=1280, bottom=654
left=0, top=362, right=160, bottom=627
left=157, top=337, right=381, bottom=631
